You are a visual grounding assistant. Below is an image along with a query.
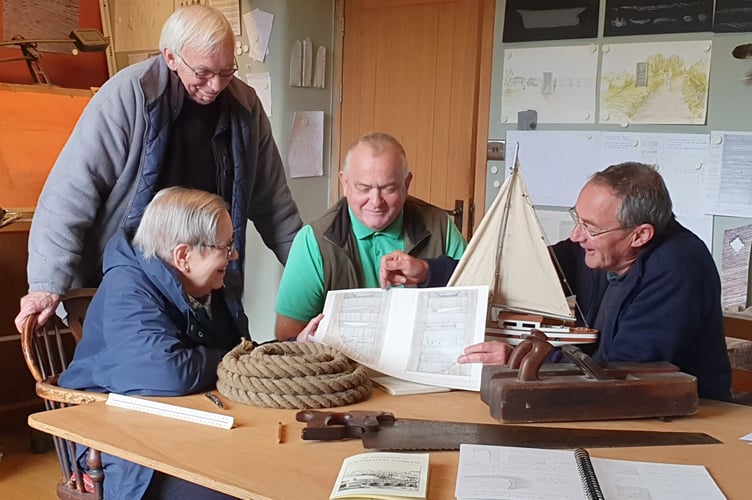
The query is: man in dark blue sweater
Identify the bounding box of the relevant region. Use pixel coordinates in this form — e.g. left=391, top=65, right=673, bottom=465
left=380, top=162, right=732, bottom=401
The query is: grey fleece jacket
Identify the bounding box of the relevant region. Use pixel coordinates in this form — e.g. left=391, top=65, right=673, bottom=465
left=27, top=56, right=301, bottom=296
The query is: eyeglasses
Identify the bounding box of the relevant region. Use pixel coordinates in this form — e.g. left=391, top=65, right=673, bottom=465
left=175, top=52, right=237, bottom=80
left=206, top=237, right=235, bottom=258
left=568, top=207, right=627, bottom=238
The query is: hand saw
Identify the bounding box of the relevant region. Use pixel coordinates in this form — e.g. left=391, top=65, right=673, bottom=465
left=295, top=410, right=720, bottom=451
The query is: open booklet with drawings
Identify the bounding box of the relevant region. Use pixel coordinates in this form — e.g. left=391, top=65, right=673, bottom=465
left=313, top=286, right=488, bottom=391
left=455, top=444, right=726, bottom=500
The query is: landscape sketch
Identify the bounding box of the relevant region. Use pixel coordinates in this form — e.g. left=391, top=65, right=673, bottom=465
left=599, top=40, right=711, bottom=125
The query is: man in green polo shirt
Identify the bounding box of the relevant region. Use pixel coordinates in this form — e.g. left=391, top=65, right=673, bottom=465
left=274, top=132, right=467, bottom=340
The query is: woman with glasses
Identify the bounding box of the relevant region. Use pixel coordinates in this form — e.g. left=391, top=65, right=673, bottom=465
left=60, top=187, right=319, bottom=499
left=58, top=187, right=245, bottom=499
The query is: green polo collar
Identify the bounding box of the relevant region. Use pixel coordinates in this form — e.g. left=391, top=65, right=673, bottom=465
left=349, top=207, right=404, bottom=240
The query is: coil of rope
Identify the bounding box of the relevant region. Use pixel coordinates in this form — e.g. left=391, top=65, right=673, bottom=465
left=216, top=340, right=372, bottom=409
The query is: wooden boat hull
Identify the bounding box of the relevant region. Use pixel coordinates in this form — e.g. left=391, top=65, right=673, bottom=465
left=486, top=313, right=599, bottom=346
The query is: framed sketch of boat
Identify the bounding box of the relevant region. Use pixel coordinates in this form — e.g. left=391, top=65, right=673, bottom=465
left=447, top=144, right=597, bottom=347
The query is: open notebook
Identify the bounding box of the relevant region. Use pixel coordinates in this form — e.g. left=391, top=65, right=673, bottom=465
left=455, top=444, right=726, bottom=500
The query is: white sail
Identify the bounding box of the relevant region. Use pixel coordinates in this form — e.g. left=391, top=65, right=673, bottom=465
left=447, top=149, right=573, bottom=320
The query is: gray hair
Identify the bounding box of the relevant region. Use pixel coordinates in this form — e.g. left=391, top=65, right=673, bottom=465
left=133, top=187, right=229, bottom=261
left=589, top=162, right=674, bottom=234
left=343, top=132, right=409, bottom=177
left=159, top=5, right=234, bottom=55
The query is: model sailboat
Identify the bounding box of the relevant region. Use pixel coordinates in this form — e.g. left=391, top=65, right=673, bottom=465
left=447, top=144, right=598, bottom=346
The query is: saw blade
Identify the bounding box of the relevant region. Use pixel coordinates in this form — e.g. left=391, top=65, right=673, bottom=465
left=360, top=418, right=720, bottom=451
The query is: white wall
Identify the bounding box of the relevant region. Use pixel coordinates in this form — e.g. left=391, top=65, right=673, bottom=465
left=240, top=0, right=335, bottom=341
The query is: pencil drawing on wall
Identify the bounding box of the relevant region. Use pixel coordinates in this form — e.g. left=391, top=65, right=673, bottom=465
left=501, top=45, right=598, bottom=124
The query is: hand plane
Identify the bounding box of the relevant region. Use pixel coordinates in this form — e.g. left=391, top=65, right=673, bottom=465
left=481, top=332, right=699, bottom=423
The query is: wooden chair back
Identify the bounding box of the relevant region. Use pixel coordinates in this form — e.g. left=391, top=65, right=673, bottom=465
left=61, top=288, right=97, bottom=343
left=20, top=289, right=105, bottom=500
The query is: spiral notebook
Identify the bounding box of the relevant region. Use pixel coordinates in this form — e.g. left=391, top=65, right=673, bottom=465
left=455, top=444, right=726, bottom=500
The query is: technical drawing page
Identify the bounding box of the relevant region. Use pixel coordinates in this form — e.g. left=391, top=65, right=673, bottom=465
left=317, top=289, right=389, bottom=365
left=316, top=286, right=487, bottom=390
left=403, top=288, right=481, bottom=387
left=401, top=287, right=486, bottom=390
left=455, top=444, right=585, bottom=499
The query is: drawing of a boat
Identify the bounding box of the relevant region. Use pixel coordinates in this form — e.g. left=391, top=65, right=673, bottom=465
left=517, top=8, right=587, bottom=29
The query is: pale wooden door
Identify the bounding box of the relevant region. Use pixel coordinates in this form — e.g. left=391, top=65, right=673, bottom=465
left=333, top=0, right=494, bottom=236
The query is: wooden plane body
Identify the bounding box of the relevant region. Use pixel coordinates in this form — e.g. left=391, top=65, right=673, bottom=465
left=480, top=333, right=698, bottom=423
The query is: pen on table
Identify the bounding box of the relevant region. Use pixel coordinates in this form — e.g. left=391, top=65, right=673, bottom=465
left=205, top=391, right=225, bottom=409
left=277, top=421, right=284, bottom=444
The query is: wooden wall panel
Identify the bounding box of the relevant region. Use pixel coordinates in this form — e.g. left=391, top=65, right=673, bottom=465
left=0, top=84, right=92, bottom=207
left=339, top=0, right=486, bottom=233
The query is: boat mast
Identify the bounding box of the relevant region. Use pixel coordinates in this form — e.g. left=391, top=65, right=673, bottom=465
left=491, top=143, right=519, bottom=304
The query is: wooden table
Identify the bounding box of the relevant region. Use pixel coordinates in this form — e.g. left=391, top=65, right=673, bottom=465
left=28, top=390, right=752, bottom=500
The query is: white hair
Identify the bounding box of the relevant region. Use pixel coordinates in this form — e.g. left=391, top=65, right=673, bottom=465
left=159, top=5, right=234, bottom=55
left=133, top=187, right=229, bottom=261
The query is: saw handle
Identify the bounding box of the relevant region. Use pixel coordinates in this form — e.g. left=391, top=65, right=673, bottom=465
left=295, top=410, right=395, bottom=441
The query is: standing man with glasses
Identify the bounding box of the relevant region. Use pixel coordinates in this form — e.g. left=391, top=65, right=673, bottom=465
left=15, top=5, right=302, bottom=332
left=382, top=162, right=731, bottom=401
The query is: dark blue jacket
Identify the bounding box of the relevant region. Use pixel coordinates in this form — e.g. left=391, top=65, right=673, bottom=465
left=551, top=221, right=731, bottom=401
left=59, top=229, right=250, bottom=499
left=426, top=220, right=732, bottom=401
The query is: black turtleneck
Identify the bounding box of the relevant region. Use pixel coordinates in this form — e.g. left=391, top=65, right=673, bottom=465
left=157, top=95, right=221, bottom=194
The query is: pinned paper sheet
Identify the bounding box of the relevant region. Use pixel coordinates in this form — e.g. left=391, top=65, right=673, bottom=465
left=209, top=0, right=242, bottom=36
left=314, top=46, right=326, bottom=88
left=302, top=37, right=313, bottom=87
left=243, top=8, right=274, bottom=62
left=290, top=40, right=327, bottom=88
left=289, top=40, right=302, bottom=87
left=288, top=111, right=324, bottom=178
left=246, top=72, right=272, bottom=117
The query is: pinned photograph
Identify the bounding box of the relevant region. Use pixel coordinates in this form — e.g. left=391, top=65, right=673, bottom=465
left=605, top=0, right=713, bottom=36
